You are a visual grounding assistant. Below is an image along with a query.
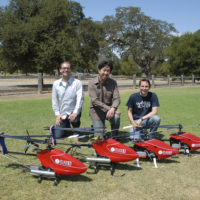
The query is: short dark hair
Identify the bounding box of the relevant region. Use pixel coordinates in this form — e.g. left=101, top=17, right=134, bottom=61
left=139, top=78, right=151, bottom=87
left=98, top=60, right=113, bottom=72
left=60, top=61, right=71, bottom=69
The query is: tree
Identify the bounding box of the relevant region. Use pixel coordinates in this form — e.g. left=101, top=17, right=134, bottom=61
left=102, top=7, right=177, bottom=76
left=76, top=18, right=104, bottom=73
left=0, top=0, right=85, bottom=75
left=0, top=0, right=103, bottom=76
left=165, top=31, right=200, bottom=75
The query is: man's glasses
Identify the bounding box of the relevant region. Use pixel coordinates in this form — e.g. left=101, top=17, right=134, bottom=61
left=61, top=67, right=71, bottom=70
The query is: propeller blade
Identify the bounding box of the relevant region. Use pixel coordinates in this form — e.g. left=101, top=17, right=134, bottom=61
left=122, top=125, right=143, bottom=129
left=122, top=125, right=132, bottom=129
left=67, top=134, right=80, bottom=139
left=1, top=134, right=50, bottom=144
left=45, top=126, right=106, bottom=135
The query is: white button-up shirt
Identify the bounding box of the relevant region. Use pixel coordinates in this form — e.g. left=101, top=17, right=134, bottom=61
left=52, top=77, right=84, bottom=119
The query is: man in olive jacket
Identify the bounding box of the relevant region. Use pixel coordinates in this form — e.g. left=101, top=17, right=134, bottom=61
left=88, top=60, right=120, bottom=137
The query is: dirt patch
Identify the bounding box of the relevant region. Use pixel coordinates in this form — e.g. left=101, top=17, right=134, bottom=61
left=0, top=86, right=134, bottom=101
left=0, top=91, right=52, bottom=101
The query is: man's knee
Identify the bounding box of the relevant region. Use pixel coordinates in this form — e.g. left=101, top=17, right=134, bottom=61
left=150, top=115, right=161, bottom=124
left=71, top=120, right=80, bottom=128
left=55, top=129, right=64, bottom=139
left=114, top=113, right=120, bottom=121
left=112, top=113, right=120, bottom=126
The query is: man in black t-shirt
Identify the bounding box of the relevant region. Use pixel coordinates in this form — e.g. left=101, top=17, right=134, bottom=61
left=126, top=78, right=160, bottom=140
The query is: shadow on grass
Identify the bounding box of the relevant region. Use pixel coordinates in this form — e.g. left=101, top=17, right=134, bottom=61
left=6, top=163, right=29, bottom=171
left=30, top=174, right=92, bottom=186
left=190, top=151, right=200, bottom=155
left=115, top=162, right=142, bottom=171
left=155, top=132, right=166, bottom=140
left=137, top=157, right=180, bottom=165
left=157, top=158, right=180, bottom=164
left=87, top=162, right=141, bottom=176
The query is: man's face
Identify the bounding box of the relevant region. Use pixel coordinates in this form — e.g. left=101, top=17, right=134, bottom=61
left=98, top=65, right=111, bottom=82
left=139, top=81, right=150, bottom=97
left=60, top=62, right=71, bottom=78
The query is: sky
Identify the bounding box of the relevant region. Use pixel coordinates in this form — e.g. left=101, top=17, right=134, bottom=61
left=0, top=0, right=200, bottom=34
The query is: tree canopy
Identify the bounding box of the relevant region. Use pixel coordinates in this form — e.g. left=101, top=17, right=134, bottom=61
left=1, top=2, right=199, bottom=77
left=164, top=30, right=200, bottom=76
left=101, top=7, right=177, bottom=76
left=0, top=0, right=102, bottom=74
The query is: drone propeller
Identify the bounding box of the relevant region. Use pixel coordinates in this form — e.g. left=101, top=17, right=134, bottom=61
left=44, top=125, right=107, bottom=135
left=158, top=124, right=183, bottom=130
left=159, top=124, right=200, bottom=131
left=122, top=125, right=143, bottom=130
left=0, top=133, right=51, bottom=145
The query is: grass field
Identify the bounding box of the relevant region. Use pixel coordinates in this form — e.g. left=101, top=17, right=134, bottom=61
left=0, top=87, right=200, bottom=200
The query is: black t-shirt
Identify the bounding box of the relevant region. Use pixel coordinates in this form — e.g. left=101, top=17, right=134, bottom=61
left=126, top=92, right=160, bottom=120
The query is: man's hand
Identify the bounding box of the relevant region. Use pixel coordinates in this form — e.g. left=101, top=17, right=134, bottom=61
left=106, top=107, right=115, bottom=119
left=56, top=115, right=62, bottom=126
left=116, top=109, right=121, bottom=115
left=68, top=113, right=77, bottom=122
left=135, top=118, right=142, bottom=127
left=106, top=108, right=121, bottom=119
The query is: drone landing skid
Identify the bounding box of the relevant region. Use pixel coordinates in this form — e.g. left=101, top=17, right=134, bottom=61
left=136, top=151, right=158, bottom=168
left=86, top=158, right=115, bottom=175
left=29, top=165, right=59, bottom=186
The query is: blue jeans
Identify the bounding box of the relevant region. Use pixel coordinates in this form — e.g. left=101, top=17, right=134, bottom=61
left=129, top=115, right=161, bottom=140
left=91, top=113, right=120, bottom=137
left=55, top=113, right=81, bottom=139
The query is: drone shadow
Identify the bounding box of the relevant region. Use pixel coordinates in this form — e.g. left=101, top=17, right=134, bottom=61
left=137, top=157, right=180, bottom=165
left=157, top=158, right=180, bottom=164
left=115, top=162, right=142, bottom=171
left=6, top=163, right=28, bottom=171
left=190, top=151, right=200, bottom=155
left=155, top=132, right=166, bottom=140
left=87, top=162, right=142, bottom=174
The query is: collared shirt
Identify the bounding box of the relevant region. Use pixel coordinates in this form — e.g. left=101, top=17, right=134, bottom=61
left=88, top=76, right=120, bottom=120
left=52, top=77, right=84, bottom=119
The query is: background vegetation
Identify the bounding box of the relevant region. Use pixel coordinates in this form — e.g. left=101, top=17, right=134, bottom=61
left=0, top=87, right=200, bottom=200
left=0, top=0, right=200, bottom=77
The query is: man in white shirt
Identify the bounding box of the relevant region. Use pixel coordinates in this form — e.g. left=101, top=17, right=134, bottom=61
left=52, top=61, right=84, bottom=138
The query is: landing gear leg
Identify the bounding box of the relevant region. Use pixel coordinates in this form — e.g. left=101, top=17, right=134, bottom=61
left=38, top=176, right=42, bottom=184
left=94, top=162, right=98, bottom=174
left=54, top=176, right=59, bottom=186
left=110, top=163, right=115, bottom=176
left=184, top=148, right=190, bottom=156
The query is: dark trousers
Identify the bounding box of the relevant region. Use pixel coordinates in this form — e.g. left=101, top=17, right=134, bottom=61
left=55, top=113, right=81, bottom=139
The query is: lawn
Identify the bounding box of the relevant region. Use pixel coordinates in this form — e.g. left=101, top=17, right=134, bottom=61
left=0, top=87, right=200, bottom=200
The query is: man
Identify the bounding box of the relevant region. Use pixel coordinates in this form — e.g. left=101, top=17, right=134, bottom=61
left=126, top=78, right=160, bottom=140
left=88, top=60, right=120, bottom=137
left=52, top=61, right=84, bottom=138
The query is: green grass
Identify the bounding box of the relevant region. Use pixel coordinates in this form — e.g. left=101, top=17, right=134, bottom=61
left=0, top=87, right=200, bottom=200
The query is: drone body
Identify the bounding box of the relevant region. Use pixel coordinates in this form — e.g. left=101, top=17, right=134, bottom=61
left=170, top=132, right=200, bottom=154
left=0, top=132, right=87, bottom=186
